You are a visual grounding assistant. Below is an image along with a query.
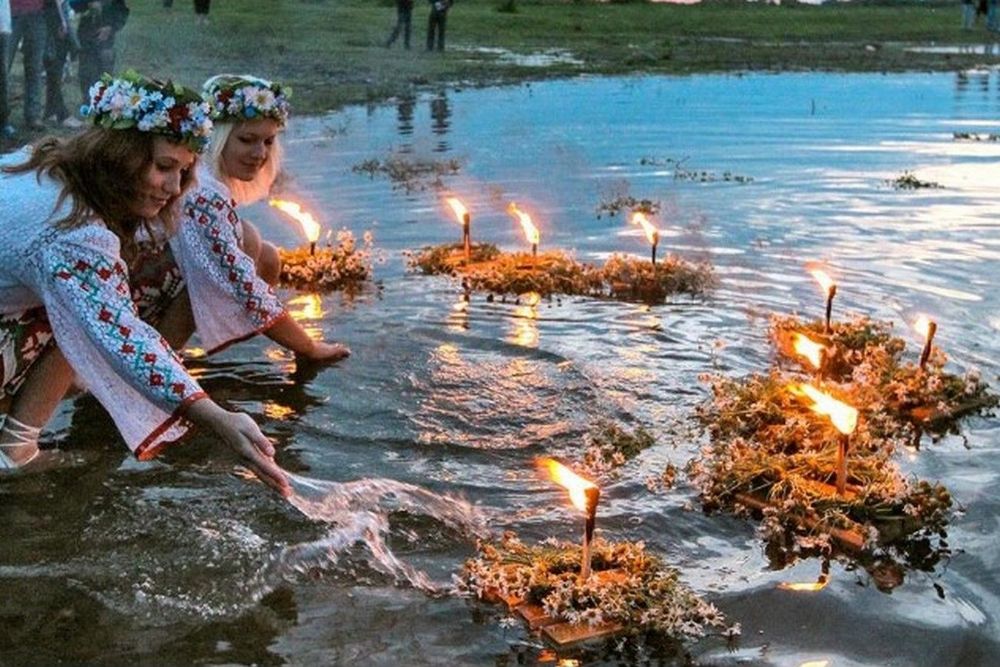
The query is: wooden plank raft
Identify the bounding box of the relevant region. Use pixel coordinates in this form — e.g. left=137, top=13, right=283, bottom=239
left=484, top=569, right=627, bottom=647
left=733, top=475, right=931, bottom=554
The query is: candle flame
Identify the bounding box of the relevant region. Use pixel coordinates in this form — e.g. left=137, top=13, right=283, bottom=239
left=631, top=211, right=659, bottom=246
left=538, top=458, right=596, bottom=513
left=914, top=315, right=933, bottom=338
left=809, top=268, right=836, bottom=295
left=789, top=383, right=858, bottom=435
left=446, top=196, right=469, bottom=224
left=792, top=333, right=826, bottom=369
left=507, top=202, right=540, bottom=246
left=269, top=199, right=321, bottom=244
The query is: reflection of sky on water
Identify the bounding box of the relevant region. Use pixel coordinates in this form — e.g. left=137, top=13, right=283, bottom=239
left=6, top=72, right=1000, bottom=666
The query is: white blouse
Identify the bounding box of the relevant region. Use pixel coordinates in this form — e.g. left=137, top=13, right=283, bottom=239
left=0, top=151, right=205, bottom=459
left=169, top=166, right=287, bottom=354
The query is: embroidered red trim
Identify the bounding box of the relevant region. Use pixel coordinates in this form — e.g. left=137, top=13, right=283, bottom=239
left=204, top=310, right=291, bottom=356
left=134, top=391, right=208, bottom=461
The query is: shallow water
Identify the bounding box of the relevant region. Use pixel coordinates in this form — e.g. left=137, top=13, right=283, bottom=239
left=2, top=72, right=1000, bottom=666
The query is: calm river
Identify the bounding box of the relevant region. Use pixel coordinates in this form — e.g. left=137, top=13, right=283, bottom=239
left=2, top=72, right=999, bottom=666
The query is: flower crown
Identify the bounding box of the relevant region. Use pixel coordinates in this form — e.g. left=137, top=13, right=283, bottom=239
left=81, top=71, right=214, bottom=153
left=203, top=75, right=292, bottom=125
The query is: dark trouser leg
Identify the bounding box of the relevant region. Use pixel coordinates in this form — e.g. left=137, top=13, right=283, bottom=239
left=436, top=11, right=446, bottom=51
left=402, top=7, right=412, bottom=49
left=12, top=12, right=47, bottom=125
left=43, top=36, right=70, bottom=121
left=0, top=33, right=9, bottom=129
left=428, top=11, right=443, bottom=51
left=386, top=7, right=403, bottom=46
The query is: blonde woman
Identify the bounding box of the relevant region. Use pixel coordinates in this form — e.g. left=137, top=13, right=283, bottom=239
left=135, top=74, right=349, bottom=362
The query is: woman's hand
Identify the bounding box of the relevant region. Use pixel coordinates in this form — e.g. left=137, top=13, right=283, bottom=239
left=297, top=341, right=351, bottom=363
left=187, top=400, right=290, bottom=496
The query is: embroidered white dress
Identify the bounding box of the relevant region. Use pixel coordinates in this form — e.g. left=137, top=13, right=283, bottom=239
left=0, top=154, right=206, bottom=459
left=169, top=166, right=287, bottom=354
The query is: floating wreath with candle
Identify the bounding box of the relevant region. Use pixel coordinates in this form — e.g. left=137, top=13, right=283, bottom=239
left=690, top=370, right=954, bottom=587
left=771, top=314, right=997, bottom=437
left=459, top=533, right=739, bottom=647
left=277, top=229, right=376, bottom=292
left=269, top=199, right=377, bottom=292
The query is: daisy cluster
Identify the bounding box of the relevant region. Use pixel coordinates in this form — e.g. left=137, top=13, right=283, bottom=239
left=459, top=533, right=739, bottom=643
left=279, top=229, right=377, bottom=291
left=203, top=76, right=292, bottom=125
left=81, top=71, right=213, bottom=152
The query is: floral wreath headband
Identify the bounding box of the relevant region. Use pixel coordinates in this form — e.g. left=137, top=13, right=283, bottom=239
left=81, top=71, right=214, bottom=153
left=202, top=74, right=292, bottom=125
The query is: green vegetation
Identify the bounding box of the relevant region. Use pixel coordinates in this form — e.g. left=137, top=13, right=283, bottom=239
left=3, top=0, right=993, bottom=142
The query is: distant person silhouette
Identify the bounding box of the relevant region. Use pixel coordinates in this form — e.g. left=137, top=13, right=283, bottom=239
left=426, top=0, right=451, bottom=52
left=385, top=0, right=413, bottom=49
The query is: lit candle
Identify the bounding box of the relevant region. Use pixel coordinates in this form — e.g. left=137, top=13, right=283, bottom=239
left=809, top=268, right=837, bottom=334
left=270, top=198, right=322, bottom=255
left=538, top=458, right=600, bottom=579
left=792, top=332, right=826, bottom=376
left=631, top=211, right=660, bottom=266
left=507, top=202, right=540, bottom=258
left=914, top=315, right=937, bottom=370
left=446, top=196, right=472, bottom=261
left=789, top=383, right=859, bottom=495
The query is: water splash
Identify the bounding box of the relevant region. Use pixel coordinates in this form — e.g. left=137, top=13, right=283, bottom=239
left=275, top=473, right=489, bottom=593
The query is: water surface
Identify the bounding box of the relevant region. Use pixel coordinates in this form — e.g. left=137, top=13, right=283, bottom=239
left=2, top=72, right=999, bottom=666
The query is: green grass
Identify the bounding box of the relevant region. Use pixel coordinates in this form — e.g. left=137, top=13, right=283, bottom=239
left=3, top=0, right=998, bottom=131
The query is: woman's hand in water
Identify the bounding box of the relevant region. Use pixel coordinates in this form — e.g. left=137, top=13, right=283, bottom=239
left=187, top=400, right=290, bottom=496
left=297, top=340, right=351, bottom=363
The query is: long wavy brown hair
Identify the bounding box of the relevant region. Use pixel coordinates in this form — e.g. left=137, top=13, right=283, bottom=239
left=2, top=127, right=196, bottom=261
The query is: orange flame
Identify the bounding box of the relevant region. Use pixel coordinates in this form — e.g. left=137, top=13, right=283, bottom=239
left=789, top=383, right=858, bottom=435
left=809, top=268, right=836, bottom=295
left=446, top=196, right=469, bottom=224
left=269, top=199, right=321, bottom=243
left=914, top=315, right=933, bottom=338
left=538, top=458, right=596, bottom=512
left=631, top=212, right=659, bottom=246
left=792, top=333, right=826, bottom=370
left=507, top=202, right=540, bottom=246
left=778, top=575, right=829, bottom=592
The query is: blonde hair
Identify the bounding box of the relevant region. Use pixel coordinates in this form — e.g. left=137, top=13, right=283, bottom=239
left=204, top=120, right=284, bottom=206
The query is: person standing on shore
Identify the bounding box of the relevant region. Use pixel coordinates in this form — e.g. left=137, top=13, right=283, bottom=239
left=193, top=0, right=209, bottom=24
left=426, top=0, right=451, bottom=52
left=9, top=0, right=47, bottom=131
left=385, top=0, right=413, bottom=50
left=43, top=0, right=80, bottom=127
left=962, top=0, right=976, bottom=28
left=69, top=0, right=129, bottom=106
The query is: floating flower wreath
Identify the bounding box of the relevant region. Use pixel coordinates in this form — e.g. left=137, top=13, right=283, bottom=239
left=81, top=70, right=214, bottom=153
left=202, top=74, right=292, bottom=125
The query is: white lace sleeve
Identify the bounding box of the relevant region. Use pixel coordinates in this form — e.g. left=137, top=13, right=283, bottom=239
left=171, top=188, right=287, bottom=354
left=38, top=226, right=206, bottom=459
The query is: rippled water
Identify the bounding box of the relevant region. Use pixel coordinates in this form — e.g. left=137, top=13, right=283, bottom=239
left=2, top=72, right=1000, bottom=665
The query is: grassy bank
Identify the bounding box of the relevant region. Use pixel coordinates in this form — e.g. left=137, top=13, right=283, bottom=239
left=3, top=0, right=999, bottom=131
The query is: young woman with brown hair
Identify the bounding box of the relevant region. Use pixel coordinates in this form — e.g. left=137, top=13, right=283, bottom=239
left=0, top=72, right=288, bottom=495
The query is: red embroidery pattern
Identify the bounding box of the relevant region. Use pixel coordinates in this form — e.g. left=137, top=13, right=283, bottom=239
left=184, top=190, right=281, bottom=329
left=51, top=253, right=197, bottom=404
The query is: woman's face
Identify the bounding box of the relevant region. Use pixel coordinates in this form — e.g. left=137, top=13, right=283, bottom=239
left=132, top=138, right=196, bottom=219
left=222, top=118, right=280, bottom=182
